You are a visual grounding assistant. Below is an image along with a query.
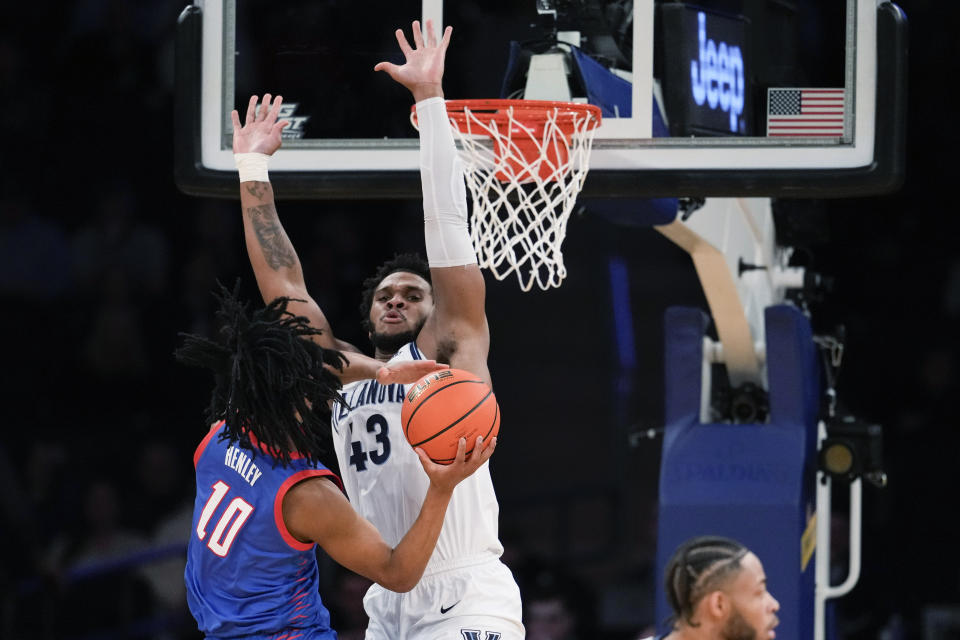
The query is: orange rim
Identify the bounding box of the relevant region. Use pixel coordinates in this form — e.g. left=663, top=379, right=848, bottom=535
left=413, top=99, right=602, bottom=134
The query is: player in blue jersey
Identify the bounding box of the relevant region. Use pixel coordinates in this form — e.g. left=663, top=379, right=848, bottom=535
left=231, top=20, right=524, bottom=639
left=176, top=284, right=496, bottom=640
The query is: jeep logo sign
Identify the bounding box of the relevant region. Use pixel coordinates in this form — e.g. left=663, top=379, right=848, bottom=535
left=690, top=11, right=745, bottom=133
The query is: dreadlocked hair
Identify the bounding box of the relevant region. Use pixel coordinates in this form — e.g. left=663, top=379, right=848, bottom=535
left=174, top=281, right=347, bottom=469
left=663, top=535, right=749, bottom=628
left=359, top=252, right=431, bottom=332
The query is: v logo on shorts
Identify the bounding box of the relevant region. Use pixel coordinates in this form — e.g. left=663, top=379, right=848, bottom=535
left=440, top=600, right=460, bottom=614
left=460, top=631, right=501, bottom=640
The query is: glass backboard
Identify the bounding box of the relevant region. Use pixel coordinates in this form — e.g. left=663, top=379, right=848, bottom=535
left=174, top=0, right=906, bottom=199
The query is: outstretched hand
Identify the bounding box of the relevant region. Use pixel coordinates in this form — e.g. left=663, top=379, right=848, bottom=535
left=374, top=19, right=451, bottom=103
left=376, top=359, right=450, bottom=386
left=415, top=436, right=497, bottom=493
left=231, top=94, right=290, bottom=156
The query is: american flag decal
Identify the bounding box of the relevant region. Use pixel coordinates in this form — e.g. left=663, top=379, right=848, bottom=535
left=766, top=88, right=845, bottom=137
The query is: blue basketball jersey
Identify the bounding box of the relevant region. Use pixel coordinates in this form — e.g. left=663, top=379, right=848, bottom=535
left=185, top=421, right=341, bottom=640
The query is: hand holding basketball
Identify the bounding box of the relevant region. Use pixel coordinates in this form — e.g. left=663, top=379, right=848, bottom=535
left=402, top=369, right=501, bottom=464
left=231, top=94, right=290, bottom=155
left=414, top=435, right=497, bottom=493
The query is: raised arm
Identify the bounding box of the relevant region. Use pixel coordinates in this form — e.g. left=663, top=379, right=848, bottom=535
left=231, top=94, right=356, bottom=353
left=232, top=95, right=451, bottom=385
left=375, top=21, right=491, bottom=386
left=283, top=435, right=497, bottom=592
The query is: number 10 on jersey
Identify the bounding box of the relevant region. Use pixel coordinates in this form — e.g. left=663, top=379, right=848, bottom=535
left=196, top=480, right=254, bottom=556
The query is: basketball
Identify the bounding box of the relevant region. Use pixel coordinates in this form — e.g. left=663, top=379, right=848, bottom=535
left=401, top=369, right=500, bottom=464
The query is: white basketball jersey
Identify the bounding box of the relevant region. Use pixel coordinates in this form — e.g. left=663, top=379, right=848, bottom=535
left=330, top=342, right=503, bottom=573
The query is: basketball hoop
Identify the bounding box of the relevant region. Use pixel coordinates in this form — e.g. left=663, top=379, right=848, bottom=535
left=412, top=99, right=602, bottom=291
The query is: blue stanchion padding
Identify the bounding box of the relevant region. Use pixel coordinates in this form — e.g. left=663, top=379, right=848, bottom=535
left=766, top=305, right=821, bottom=459
left=583, top=197, right=678, bottom=227
left=499, top=41, right=524, bottom=100
left=662, top=307, right=711, bottom=432
left=500, top=42, right=678, bottom=224
left=572, top=46, right=677, bottom=226
left=570, top=46, right=631, bottom=118
left=567, top=46, right=672, bottom=138
left=655, top=305, right=819, bottom=640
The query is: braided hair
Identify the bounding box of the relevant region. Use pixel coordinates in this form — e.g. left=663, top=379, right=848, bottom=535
left=663, top=535, right=750, bottom=628
left=175, top=282, right=347, bottom=469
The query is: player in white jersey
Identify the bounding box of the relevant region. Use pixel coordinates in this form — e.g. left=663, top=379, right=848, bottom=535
left=230, top=19, right=524, bottom=640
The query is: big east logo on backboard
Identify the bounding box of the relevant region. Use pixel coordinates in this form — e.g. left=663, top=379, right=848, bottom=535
left=689, top=11, right=745, bottom=133
left=278, top=103, right=310, bottom=139
left=256, top=102, right=310, bottom=139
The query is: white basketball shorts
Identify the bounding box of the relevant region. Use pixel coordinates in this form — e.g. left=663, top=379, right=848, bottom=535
left=363, top=555, right=524, bottom=640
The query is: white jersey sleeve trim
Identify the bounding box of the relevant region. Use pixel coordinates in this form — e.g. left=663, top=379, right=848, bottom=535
left=409, top=342, right=423, bottom=361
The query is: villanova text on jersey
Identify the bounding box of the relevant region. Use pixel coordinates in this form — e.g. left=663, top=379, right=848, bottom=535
left=335, top=379, right=408, bottom=424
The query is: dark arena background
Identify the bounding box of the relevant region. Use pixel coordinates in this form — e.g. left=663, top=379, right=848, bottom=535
left=1, top=2, right=957, bottom=639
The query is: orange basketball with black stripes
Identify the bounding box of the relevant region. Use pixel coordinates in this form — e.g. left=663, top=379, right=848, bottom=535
left=401, top=368, right=500, bottom=464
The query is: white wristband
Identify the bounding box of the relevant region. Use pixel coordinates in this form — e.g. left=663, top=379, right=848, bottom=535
left=235, top=153, right=270, bottom=183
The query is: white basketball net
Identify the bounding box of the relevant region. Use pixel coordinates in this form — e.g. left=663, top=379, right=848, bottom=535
left=449, top=104, right=600, bottom=291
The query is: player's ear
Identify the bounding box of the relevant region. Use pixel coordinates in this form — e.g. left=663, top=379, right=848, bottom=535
left=702, top=590, right=728, bottom=620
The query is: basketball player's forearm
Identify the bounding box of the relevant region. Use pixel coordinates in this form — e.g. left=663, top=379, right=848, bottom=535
left=237, top=181, right=352, bottom=351
left=382, top=486, right=453, bottom=591
left=337, top=352, right=391, bottom=384
left=417, top=97, right=474, bottom=269
left=417, top=97, right=491, bottom=381
left=238, top=180, right=308, bottom=300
